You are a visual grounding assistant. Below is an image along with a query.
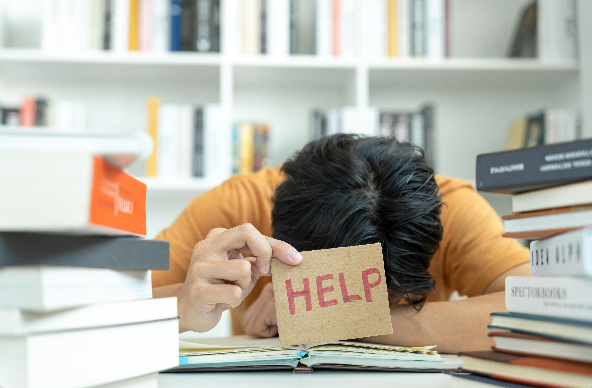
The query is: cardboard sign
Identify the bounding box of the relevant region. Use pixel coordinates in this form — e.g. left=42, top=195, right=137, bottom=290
left=271, top=243, right=393, bottom=346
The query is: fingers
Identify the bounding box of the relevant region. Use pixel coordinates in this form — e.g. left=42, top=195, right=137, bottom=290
left=198, top=259, right=252, bottom=290
left=197, top=283, right=244, bottom=309
left=242, top=283, right=278, bottom=338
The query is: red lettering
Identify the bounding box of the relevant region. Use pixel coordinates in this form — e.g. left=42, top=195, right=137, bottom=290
left=339, top=272, right=362, bottom=303
left=316, top=274, right=338, bottom=308
left=286, top=278, right=312, bottom=315
left=362, top=268, right=381, bottom=302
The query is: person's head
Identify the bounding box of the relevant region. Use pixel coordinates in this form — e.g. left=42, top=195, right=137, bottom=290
left=271, top=134, right=443, bottom=308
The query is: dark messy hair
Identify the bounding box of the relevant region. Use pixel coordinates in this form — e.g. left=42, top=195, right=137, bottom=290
left=271, top=134, right=443, bottom=308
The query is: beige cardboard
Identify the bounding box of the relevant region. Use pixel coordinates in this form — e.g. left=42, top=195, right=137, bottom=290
left=271, top=243, right=393, bottom=346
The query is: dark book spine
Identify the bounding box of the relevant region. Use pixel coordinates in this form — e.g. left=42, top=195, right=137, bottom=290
left=192, top=107, right=204, bottom=177
left=421, top=104, right=435, bottom=169
left=2, top=107, right=20, bottom=126
left=410, top=0, right=426, bottom=57
left=34, top=98, right=48, bottom=126
left=195, top=0, right=211, bottom=52
left=103, top=0, right=112, bottom=50
left=260, top=0, right=267, bottom=54
left=181, top=0, right=197, bottom=51
left=170, top=0, right=183, bottom=51
left=0, top=233, right=169, bottom=270
left=309, top=110, right=325, bottom=141
left=289, top=0, right=298, bottom=54
left=209, top=0, right=220, bottom=52
left=476, top=138, right=592, bottom=194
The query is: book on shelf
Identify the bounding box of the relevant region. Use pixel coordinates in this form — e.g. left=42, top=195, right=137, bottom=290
left=163, top=334, right=462, bottom=373
left=0, top=266, right=152, bottom=312
left=0, top=233, right=168, bottom=270
left=232, top=121, right=271, bottom=175
left=475, top=138, right=592, bottom=194
left=488, top=312, right=592, bottom=345
left=508, top=1, right=537, bottom=58
left=537, top=0, right=578, bottom=61
left=506, top=109, right=580, bottom=150
left=170, top=0, right=182, bottom=51
left=511, top=179, right=592, bottom=213
left=0, top=296, right=176, bottom=335
left=505, top=275, right=592, bottom=321
left=0, top=150, right=146, bottom=236
left=488, top=330, right=592, bottom=364
left=501, top=205, right=592, bottom=240
left=0, top=317, right=178, bottom=388
left=529, top=228, right=592, bottom=277
left=457, top=350, right=592, bottom=388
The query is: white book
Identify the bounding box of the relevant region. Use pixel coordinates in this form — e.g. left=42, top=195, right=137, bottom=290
left=0, top=297, right=176, bottom=335
left=326, top=108, right=340, bottom=135
left=398, top=0, right=410, bottom=58
left=505, top=275, right=592, bottom=322
left=242, top=0, right=261, bottom=55
left=0, top=318, right=178, bottom=388
left=538, top=0, right=578, bottom=61
left=365, top=106, right=380, bottom=136
left=91, top=0, right=106, bottom=50
left=151, top=0, right=170, bottom=52
left=503, top=208, right=592, bottom=235
left=530, top=228, right=592, bottom=277
left=203, top=104, right=226, bottom=181
left=512, top=180, right=592, bottom=213
left=75, top=0, right=93, bottom=51
left=266, top=0, right=290, bottom=56
left=339, top=0, right=356, bottom=58
left=178, top=104, right=195, bottom=179
left=339, top=106, right=357, bottom=134
left=111, top=0, right=131, bottom=52
left=410, top=112, right=425, bottom=150
left=316, top=0, right=333, bottom=56
left=41, top=0, right=61, bottom=51
left=425, top=0, right=445, bottom=59
left=362, top=0, right=386, bottom=58
left=157, top=103, right=182, bottom=178
left=0, top=266, right=152, bottom=312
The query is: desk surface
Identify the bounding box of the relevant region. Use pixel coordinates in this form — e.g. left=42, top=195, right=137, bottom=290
left=158, top=370, right=452, bottom=388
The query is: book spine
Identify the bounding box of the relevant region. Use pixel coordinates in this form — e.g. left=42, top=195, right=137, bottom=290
left=91, top=0, right=105, bottom=50
left=145, top=97, right=159, bottom=177
left=505, top=276, right=592, bottom=321
left=253, top=123, right=269, bottom=172
left=111, top=0, right=130, bottom=51
left=203, top=104, right=222, bottom=179
left=410, top=0, right=425, bottom=57
left=170, top=0, right=182, bottom=51
left=420, top=104, right=435, bottom=168
left=181, top=0, right=197, bottom=51
left=266, top=0, right=290, bottom=56
left=398, top=0, right=410, bottom=57
left=316, top=0, right=333, bottom=56
left=362, top=0, right=386, bottom=58
left=410, top=111, right=425, bottom=150
left=35, top=98, right=49, bottom=126
left=157, top=104, right=181, bottom=178
left=393, top=113, right=410, bottom=143
left=476, top=138, right=592, bottom=194
left=19, top=97, right=36, bottom=127
left=129, top=0, right=139, bottom=50
left=138, top=0, right=152, bottom=51
left=196, top=0, right=211, bottom=52
left=239, top=122, right=255, bottom=174
left=231, top=123, right=240, bottom=174
left=289, top=0, right=297, bottom=54
left=530, top=229, right=592, bottom=277
left=178, top=104, right=194, bottom=178
left=103, top=0, right=112, bottom=49
left=209, top=0, right=220, bottom=52
left=425, top=0, right=444, bottom=59
left=387, top=0, right=397, bottom=57
left=332, top=0, right=340, bottom=56
left=192, top=107, right=204, bottom=177
left=151, top=0, right=170, bottom=51
left=89, top=155, right=147, bottom=236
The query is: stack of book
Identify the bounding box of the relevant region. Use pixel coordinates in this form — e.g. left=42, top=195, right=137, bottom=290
left=41, top=0, right=220, bottom=53
left=450, top=139, right=592, bottom=387
left=0, top=129, right=178, bottom=388
left=144, top=97, right=228, bottom=181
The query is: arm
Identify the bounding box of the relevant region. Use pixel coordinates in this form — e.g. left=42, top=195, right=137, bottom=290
left=367, top=262, right=531, bottom=353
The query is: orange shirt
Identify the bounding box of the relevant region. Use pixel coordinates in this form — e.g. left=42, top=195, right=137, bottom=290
left=152, top=166, right=529, bottom=334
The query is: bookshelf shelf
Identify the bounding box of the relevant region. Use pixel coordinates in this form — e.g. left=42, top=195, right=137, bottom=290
left=141, top=177, right=223, bottom=193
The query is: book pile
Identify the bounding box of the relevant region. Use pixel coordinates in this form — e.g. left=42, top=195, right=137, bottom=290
left=451, top=139, right=592, bottom=387
left=0, top=129, right=178, bottom=388
left=310, top=103, right=435, bottom=168
left=41, top=0, right=220, bottom=53
left=144, top=98, right=228, bottom=182
left=161, top=333, right=462, bottom=373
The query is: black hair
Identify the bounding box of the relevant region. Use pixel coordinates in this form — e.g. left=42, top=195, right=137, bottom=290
left=271, top=134, right=443, bottom=308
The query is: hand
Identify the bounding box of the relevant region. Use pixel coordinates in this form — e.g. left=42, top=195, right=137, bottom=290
left=176, top=223, right=302, bottom=333
left=242, top=282, right=278, bottom=337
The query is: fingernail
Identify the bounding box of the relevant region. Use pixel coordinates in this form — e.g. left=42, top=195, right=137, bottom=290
left=289, top=251, right=303, bottom=264
left=265, top=263, right=271, bottom=273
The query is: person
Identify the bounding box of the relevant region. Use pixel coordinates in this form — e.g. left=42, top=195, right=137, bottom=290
left=152, top=134, right=530, bottom=353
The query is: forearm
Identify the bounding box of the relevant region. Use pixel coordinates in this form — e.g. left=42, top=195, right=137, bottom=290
left=366, top=291, right=506, bottom=354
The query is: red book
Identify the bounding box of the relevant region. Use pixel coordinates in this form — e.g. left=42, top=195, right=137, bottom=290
left=0, top=151, right=146, bottom=236
left=20, top=96, right=36, bottom=127
left=332, top=0, right=340, bottom=56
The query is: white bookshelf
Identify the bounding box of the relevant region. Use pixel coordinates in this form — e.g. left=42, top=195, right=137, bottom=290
left=0, top=0, right=590, bottom=239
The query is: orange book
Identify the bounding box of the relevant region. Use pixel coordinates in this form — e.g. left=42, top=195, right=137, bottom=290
left=387, top=0, right=398, bottom=57
left=0, top=151, right=146, bottom=236
left=145, top=97, right=160, bottom=177
left=332, top=0, right=340, bottom=56
left=129, top=0, right=139, bottom=51
left=20, top=96, right=36, bottom=127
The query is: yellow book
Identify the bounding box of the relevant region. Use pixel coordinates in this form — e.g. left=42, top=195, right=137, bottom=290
left=505, top=117, right=528, bottom=150
left=129, top=0, right=139, bottom=51
left=239, top=123, right=255, bottom=175
left=387, top=0, right=398, bottom=57
left=145, top=97, right=160, bottom=177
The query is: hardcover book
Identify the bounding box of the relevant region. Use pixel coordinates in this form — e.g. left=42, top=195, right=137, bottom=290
left=512, top=179, right=592, bottom=213
left=502, top=205, right=592, bottom=240
left=476, top=138, right=592, bottom=194
left=0, top=151, right=146, bottom=236
left=0, top=233, right=168, bottom=270
left=529, top=228, right=592, bottom=277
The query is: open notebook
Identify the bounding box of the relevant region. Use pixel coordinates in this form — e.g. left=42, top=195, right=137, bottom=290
left=163, top=334, right=462, bottom=373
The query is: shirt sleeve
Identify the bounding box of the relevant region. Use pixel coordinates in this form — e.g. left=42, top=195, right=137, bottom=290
left=440, top=184, right=530, bottom=297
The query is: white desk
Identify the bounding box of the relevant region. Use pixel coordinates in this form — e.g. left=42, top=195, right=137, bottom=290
left=158, top=370, right=452, bottom=387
